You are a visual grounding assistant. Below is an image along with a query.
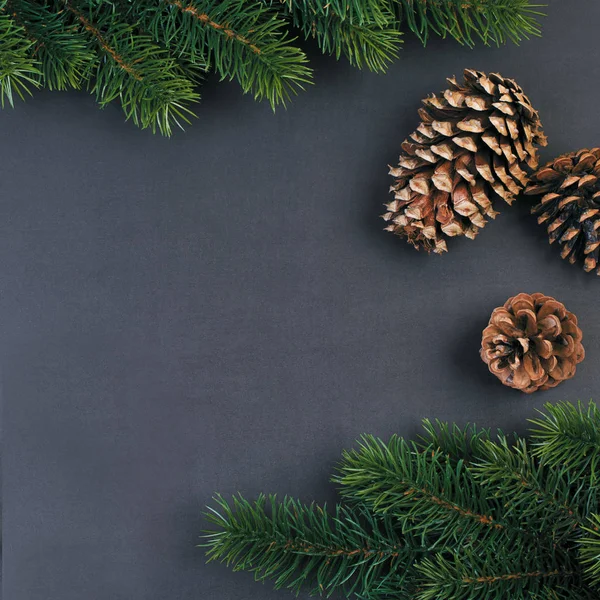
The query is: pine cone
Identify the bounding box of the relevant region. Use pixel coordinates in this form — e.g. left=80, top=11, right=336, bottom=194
left=480, top=293, right=584, bottom=394
left=383, top=69, right=547, bottom=253
left=524, top=148, right=600, bottom=274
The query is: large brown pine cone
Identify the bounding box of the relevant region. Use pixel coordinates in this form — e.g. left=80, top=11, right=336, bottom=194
left=524, top=148, right=600, bottom=274
left=383, top=69, right=547, bottom=253
left=480, top=293, right=584, bottom=394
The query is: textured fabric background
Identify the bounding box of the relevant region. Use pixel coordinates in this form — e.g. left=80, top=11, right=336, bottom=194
left=2, top=1, right=598, bottom=598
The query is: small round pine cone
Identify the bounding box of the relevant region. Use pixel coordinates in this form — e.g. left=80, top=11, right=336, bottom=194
left=524, top=148, right=600, bottom=274
left=480, top=293, right=584, bottom=394
left=384, top=69, right=547, bottom=253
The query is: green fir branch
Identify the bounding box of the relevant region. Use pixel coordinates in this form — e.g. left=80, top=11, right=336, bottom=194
left=396, top=0, right=545, bottom=47
left=207, top=402, right=600, bottom=599
left=472, top=435, right=594, bottom=539
left=63, top=0, right=201, bottom=135
left=580, top=514, right=600, bottom=587
left=418, top=419, right=492, bottom=464
left=8, top=0, right=97, bottom=91
left=279, top=0, right=393, bottom=27
left=274, top=0, right=402, bottom=73
left=332, top=435, right=523, bottom=550
left=0, top=2, right=40, bottom=107
left=529, top=401, right=600, bottom=485
left=203, top=494, right=417, bottom=597
left=0, top=0, right=547, bottom=133
left=414, top=549, right=578, bottom=600
left=297, top=14, right=401, bottom=73
left=137, top=0, right=312, bottom=108
left=331, top=20, right=400, bottom=71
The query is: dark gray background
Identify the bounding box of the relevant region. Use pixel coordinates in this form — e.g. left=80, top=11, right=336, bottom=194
left=2, top=0, right=598, bottom=598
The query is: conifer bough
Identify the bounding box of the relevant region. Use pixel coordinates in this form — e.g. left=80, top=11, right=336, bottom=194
left=0, top=0, right=545, bottom=135
left=204, top=401, right=600, bottom=600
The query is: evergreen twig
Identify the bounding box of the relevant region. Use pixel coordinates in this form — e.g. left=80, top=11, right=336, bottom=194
left=581, top=514, right=600, bottom=587
left=203, top=494, right=418, bottom=597
left=0, top=3, right=40, bottom=107
left=8, top=0, right=96, bottom=90
left=0, top=0, right=547, bottom=133
left=137, top=0, right=311, bottom=107
left=63, top=1, right=201, bottom=134
left=333, top=434, right=525, bottom=550
left=418, top=419, right=492, bottom=464
left=529, top=400, right=600, bottom=484
left=395, top=0, right=545, bottom=46
left=205, top=401, right=600, bottom=599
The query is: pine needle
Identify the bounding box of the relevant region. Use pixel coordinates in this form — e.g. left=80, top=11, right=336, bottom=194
left=205, top=401, right=600, bottom=599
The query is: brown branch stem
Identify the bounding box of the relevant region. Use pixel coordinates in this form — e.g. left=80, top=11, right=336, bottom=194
left=63, top=1, right=142, bottom=80
left=269, top=539, right=403, bottom=558
left=166, top=0, right=261, bottom=55
left=403, top=484, right=503, bottom=528
left=463, top=569, right=573, bottom=585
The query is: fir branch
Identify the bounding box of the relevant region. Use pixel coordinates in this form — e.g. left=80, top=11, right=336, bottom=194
left=0, top=3, right=39, bottom=107
left=8, top=0, right=96, bottom=90
left=137, top=0, right=312, bottom=108
left=418, top=419, right=492, bottom=464
left=580, top=514, right=600, bottom=587
left=167, top=0, right=262, bottom=54
left=0, top=0, right=547, bottom=133
left=396, top=0, right=545, bottom=47
left=63, top=0, right=200, bottom=135
left=274, top=0, right=402, bottom=73
left=280, top=0, right=393, bottom=27
left=207, top=402, right=599, bottom=599
left=297, top=13, right=401, bottom=73
left=203, top=494, right=417, bottom=597
left=65, top=2, right=139, bottom=79
left=332, top=20, right=400, bottom=72
left=472, top=435, right=594, bottom=540
left=529, top=401, right=600, bottom=485
left=414, top=550, right=578, bottom=600
left=332, top=435, right=523, bottom=549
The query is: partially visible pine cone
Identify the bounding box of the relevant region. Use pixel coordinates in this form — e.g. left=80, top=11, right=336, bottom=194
left=481, top=293, right=584, bottom=394
left=524, top=148, right=600, bottom=274
left=383, top=69, right=547, bottom=253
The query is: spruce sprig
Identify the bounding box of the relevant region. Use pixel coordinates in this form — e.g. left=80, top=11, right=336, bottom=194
left=204, top=494, right=419, bottom=597
left=0, top=0, right=546, bottom=133
left=0, top=5, right=40, bottom=107
left=415, top=548, right=578, bottom=600
left=205, top=401, right=600, bottom=599
left=333, top=435, right=524, bottom=550
left=581, top=514, right=600, bottom=587
left=529, top=400, right=600, bottom=484
left=418, top=419, right=491, bottom=464
left=9, top=0, right=96, bottom=90
left=276, top=0, right=402, bottom=72
left=137, top=0, right=311, bottom=108
left=472, top=435, right=594, bottom=539
left=396, top=0, right=545, bottom=46
left=65, top=1, right=201, bottom=135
